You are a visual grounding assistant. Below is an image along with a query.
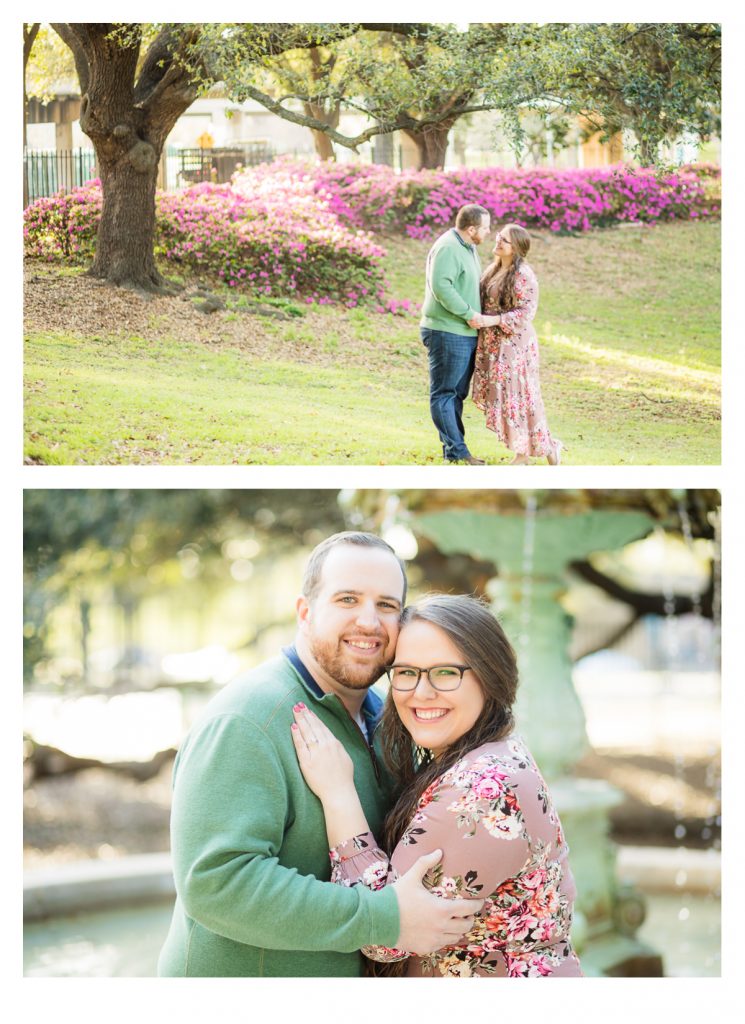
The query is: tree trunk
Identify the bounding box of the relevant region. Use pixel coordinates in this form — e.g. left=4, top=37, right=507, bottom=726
left=52, top=24, right=200, bottom=293
left=302, top=47, right=338, bottom=162
left=402, top=122, right=452, bottom=170
left=90, top=137, right=164, bottom=290
left=24, top=736, right=176, bottom=784
left=78, top=71, right=176, bottom=292
left=637, top=134, right=659, bottom=167
left=23, top=24, right=40, bottom=206
left=303, top=98, right=339, bottom=161
left=310, top=127, right=336, bottom=162
left=80, top=596, right=91, bottom=684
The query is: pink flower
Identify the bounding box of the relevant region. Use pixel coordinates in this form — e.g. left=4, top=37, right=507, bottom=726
left=520, top=868, right=546, bottom=890
left=24, top=158, right=717, bottom=299
left=472, top=776, right=506, bottom=801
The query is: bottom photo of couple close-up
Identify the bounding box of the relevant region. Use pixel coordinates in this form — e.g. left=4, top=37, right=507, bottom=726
left=22, top=488, right=721, bottom=985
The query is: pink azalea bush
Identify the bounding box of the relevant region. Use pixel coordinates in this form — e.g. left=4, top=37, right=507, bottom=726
left=24, top=173, right=387, bottom=307
left=23, top=158, right=719, bottom=311
left=23, top=179, right=103, bottom=260
left=681, top=162, right=721, bottom=180
left=158, top=169, right=386, bottom=305
left=275, top=157, right=720, bottom=237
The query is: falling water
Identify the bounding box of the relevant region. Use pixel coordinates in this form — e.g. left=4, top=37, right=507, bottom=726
left=653, top=515, right=693, bottom=967
left=677, top=497, right=705, bottom=662
left=660, top=523, right=680, bottom=671
left=676, top=502, right=702, bottom=615
left=515, top=494, right=538, bottom=728
left=704, top=506, right=722, bottom=973
left=676, top=497, right=721, bottom=867
left=663, top=496, right=721, bottom=973
left=711, top=507, right=722, bottom=669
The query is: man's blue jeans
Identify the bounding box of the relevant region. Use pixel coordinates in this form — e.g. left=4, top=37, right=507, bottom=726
left=421, top=328, right=477, bottom=461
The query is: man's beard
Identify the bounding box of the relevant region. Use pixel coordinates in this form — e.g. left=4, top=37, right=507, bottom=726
left=308, top=633, right=388, bottom=690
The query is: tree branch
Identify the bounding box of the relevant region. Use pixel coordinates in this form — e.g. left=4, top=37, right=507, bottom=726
left=24, top=737, right=176, bottom=784
left=574, top=612, right=642, bottom=661
left=23, top=23, right=40, bottom=67
left=255, top=77, right=505, bottom=145
left=569, top=559, right=714, bottom=618
left=50, top=22, right=91, bottom=95
left=134, top=26, right=196, bottom=105
left=133, top=27, right=202, bottom=128
left=239, top=83, right=462, bottom=148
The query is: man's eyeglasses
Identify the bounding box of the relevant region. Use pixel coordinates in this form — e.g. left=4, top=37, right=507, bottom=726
left=386, top=664, right=472, bottom=692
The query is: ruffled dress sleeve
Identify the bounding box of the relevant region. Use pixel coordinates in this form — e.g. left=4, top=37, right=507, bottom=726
left=330, top=833, right=409, bottom=962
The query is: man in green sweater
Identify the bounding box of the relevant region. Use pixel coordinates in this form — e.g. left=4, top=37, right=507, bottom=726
left=158, top=531, right=481, bottom=976
left=420, top=203, right=492, bottom=464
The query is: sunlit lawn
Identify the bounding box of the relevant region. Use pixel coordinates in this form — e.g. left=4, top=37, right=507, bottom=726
left=24, top=221, right=720, bottom=465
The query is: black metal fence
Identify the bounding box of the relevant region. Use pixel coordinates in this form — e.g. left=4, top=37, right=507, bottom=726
left=24, top=147, right=97, bottom=204
left=24, top=143, right=277, bottom=204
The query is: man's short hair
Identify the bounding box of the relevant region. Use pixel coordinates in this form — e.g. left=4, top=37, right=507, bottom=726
left=302, top=531, right=408, bottom=605
left=455, top=204, right=490, bottom=231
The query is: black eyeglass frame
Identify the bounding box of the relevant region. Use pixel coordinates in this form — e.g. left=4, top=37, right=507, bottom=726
left=385, top=663, right=472, bottom=692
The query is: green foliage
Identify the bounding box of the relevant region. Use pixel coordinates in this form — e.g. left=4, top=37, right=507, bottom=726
left=26, top=23, right=165, bottom=101
left=24, top=490, right=341, bottom=576
left=25, top=23, right=76, bottom=101
left=23, top=488, right=346, bottom=680
left=253, top=24, right=522, bottom=164
left=183, top=23, right=355, bottom=99
left=505, top=23, right=721, bottom=161
left=36, top=21, right=719, bottom=182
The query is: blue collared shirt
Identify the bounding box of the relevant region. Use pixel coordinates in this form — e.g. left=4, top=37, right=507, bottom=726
left=281, top=644, right=385, bottom=743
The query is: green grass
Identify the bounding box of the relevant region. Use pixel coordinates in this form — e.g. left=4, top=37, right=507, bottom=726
left=24, top=221, right=720, bottom=465
left=25, top=331, right=440, bottom=464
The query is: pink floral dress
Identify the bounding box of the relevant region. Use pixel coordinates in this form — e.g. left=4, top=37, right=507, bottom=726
left=471, top=263, right=557, bottom=458
left=329, top=736, right=582, bottom=978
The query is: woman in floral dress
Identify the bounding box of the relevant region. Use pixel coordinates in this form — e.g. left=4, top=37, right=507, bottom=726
left=291, top=594, right=582, bottom=978
left=472, top=224, right=563, bottom=465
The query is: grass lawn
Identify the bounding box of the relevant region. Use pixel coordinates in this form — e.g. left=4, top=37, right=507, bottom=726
left=24, top=220, right=720, bottom=465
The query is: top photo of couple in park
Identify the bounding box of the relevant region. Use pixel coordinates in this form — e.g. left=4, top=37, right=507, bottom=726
left=23, top=22, right=721, bottom=466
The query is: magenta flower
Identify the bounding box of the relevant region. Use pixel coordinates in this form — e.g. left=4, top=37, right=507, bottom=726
left=23, top=160, right=718, bottom=307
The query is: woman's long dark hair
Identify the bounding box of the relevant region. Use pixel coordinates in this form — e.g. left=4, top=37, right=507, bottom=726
left=363, top=594, right=519, bottom=976
left=480, top=223, right=531, bottom=313
left=380, top=594, right=518, bottom=851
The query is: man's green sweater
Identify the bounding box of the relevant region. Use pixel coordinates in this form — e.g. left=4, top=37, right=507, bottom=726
left=420, top=228, right=483, bottom=337
left=157, top=652, right=400, bottom=977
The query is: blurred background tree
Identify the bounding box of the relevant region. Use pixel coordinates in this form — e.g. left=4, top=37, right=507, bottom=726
left=23, top=489, right=345, bottom=689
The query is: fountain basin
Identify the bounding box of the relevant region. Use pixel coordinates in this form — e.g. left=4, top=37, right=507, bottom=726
left=23, top=847, right=719, bottom=976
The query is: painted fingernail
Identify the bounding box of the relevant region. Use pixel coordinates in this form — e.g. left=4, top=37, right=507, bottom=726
left=291, top=723, right=298, bottom=731
left=292, top=703, right=304, bottom=712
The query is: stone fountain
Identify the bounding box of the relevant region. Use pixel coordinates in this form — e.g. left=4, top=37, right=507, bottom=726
left=398, top=490, right=667, bottom=975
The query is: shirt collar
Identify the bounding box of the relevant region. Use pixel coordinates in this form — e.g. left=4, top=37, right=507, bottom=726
left=451, top=227, right=475, bottom=250
left=282, top=644, right=385, bottom=730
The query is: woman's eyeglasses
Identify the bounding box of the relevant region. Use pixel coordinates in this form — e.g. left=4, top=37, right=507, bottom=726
left=386, top=664, right=472, bottom=691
